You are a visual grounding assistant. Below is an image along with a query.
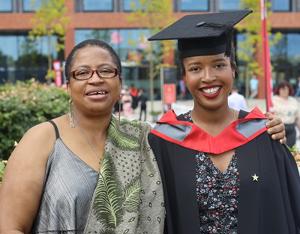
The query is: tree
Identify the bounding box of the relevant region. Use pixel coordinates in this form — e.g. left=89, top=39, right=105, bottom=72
left=236, top=0, right=281, bottom=97
left=127, top=0, right=175, bottom=116
left=29, top=0, right=69, bottom=81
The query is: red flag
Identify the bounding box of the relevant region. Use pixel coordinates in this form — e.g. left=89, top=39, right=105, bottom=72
left=260, top=0, right=273, bottom=112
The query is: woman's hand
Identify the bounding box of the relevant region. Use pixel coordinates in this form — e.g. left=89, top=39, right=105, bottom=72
left=265, top=112, right=286, bottom=144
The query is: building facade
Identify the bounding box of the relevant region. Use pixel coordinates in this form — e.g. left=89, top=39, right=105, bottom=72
left=0, top=0, right=300, bottom=98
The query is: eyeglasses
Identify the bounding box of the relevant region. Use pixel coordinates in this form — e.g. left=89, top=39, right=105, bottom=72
left=71, top=67, right=119, bottom=80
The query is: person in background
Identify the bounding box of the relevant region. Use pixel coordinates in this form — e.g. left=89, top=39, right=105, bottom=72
left=228, top=85, right=248, bottom=111
left=129, top=83, right=139, bottom=110
left=249, top=76, right=258, bottom=99
left=121, top=87, right=133, bottom=118
left=138, top=88, right=148, bottom=121
left=0, top=39, right=164, bottom=234
left=148, top=10, right=299, bottom=234
left=272, top=80, right=300, bottom=147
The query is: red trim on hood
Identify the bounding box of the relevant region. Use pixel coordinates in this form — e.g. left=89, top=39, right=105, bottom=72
left=151, top=107, right=267, bottom=154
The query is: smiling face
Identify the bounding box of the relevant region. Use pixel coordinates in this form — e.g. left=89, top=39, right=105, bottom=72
left=183, top=53, right=235, bottom=111
left=68, top=45, right=121, bottom=117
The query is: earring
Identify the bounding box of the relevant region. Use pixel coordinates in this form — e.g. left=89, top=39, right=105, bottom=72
left=68, top=99, right=75, bottom=128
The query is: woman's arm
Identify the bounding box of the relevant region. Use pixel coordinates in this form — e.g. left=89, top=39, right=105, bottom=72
left=265, top=112, right=286, bottom=144
left=0, top=122, right=55, bottom=234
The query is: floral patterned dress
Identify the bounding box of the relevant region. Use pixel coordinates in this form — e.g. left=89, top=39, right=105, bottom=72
left=180, top=111, right=240, bottom=234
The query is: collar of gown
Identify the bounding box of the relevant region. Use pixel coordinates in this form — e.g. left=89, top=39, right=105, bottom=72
left=151, top=107, right=267, bottom=154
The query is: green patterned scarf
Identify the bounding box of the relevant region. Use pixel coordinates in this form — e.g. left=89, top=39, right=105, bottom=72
left=84, top=116, right=165, bottom=234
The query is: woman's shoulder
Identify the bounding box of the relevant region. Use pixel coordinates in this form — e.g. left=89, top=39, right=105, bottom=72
left=12, top=119, right=59, bottom=160
left=24, top=121, right=56, bottom=142
left=3, top=119, right=58, bottom=187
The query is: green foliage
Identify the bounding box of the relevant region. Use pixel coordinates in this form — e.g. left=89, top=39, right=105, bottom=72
left=127, top=0, right=175, bottom=67
left=29, top=0, right=69, bottom=79
left=0, top=160, right=7, bottom=183
left=0, top=80, right=69, bottom=160
left=46, top=69, right=56, bottom=80
left=127, top=0, right=175, bottom=113
left=237, top=0, right=281, bottom=78
left=149, top=110, right=161, bottom=116
left=30, top=0, right=69, bottom=39
left=288, top=145, right=299, bottom=154
left=128, top=0, right=174, bottom=30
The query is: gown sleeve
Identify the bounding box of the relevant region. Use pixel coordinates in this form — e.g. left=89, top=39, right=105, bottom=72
left=271, top=140, right=300, bottom=232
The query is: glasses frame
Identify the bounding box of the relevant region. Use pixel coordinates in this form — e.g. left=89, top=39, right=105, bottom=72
left=71, top=68, right=119, bottom=81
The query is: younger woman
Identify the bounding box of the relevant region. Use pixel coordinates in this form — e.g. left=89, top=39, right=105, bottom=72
left=148, top=10, right=300, bottom=234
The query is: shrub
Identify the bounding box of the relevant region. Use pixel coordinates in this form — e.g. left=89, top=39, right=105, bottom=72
left=0, top=80, right=69, bottom=160
left=0, top=160, right=7, bottom=183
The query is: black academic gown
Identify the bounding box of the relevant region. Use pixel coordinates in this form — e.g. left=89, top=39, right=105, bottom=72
left=148, top=112, right=300, bottom=234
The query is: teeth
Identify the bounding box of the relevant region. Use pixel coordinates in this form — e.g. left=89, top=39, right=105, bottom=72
left=202, top=87, right=220, bottom=94
left=88, top=91, right=107, bottom=95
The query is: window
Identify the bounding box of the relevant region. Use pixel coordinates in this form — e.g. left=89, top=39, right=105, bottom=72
left=179, top=0, right=209, bottom=11
left=271, top=32, right=300, bottom=85
left=0, top=33, right=57, bottom=83
left=82, top=0, right=113, bottom=11
left=219, top=0, right=241, bottom=11
left=0, top=1, right=12, bottom=12
left=123, top=0, right=142, bottom=11
left=75, top=29, right=163, bottom=93
left=23, top=0, right=42, bottom=11
left=271, top=0, right=291, bottom=11
left=76, top=29, right=152, bottom=61
left=271, top=33, right=300, bottom=64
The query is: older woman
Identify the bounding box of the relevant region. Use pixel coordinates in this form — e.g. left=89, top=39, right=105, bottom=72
left=0, top=39, right=164, bottom=234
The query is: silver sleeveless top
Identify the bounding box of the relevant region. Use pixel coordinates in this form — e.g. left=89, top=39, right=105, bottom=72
left=32, top=121, right=98, bottom=233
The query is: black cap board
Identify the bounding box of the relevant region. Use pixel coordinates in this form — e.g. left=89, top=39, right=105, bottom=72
left=148, top=10, right=252, bottom=58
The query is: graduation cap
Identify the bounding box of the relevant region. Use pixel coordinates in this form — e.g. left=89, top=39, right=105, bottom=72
left=148, top=10, right=252, bottom=58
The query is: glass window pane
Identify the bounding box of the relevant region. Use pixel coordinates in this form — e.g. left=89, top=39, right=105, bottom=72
left=0, top=1, right=12, bottom=11
left=75, top=29, right=165, bottom=97
left=0, top=33, right=57, bottom=83
left=271, top=32, right=300, bottom=86
left=180, top=0, right=208, bottom=11
left=270, top=33, right=300, bottom=60
left=75, top=29, right=113, bottom=45
left=83, top=0, right=113, bottom=11
left=75, top=29, right=151, bottom=61
left=287, top=34, right=300, bottom=58
left=123, top=0, right=142, bottom=11
left=272, top=0, right=290, bottom=11
left=23, top=0, right=42, bottom=11
left=219, top=0, right=241, bottom=10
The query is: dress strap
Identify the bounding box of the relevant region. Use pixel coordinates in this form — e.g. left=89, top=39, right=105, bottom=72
left=48, top=120, right=60, bottom=139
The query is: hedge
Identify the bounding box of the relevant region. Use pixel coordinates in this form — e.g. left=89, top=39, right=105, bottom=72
left=0, top=160, right=6, bottom=182
left=0, top=80, right=69, bottom=160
